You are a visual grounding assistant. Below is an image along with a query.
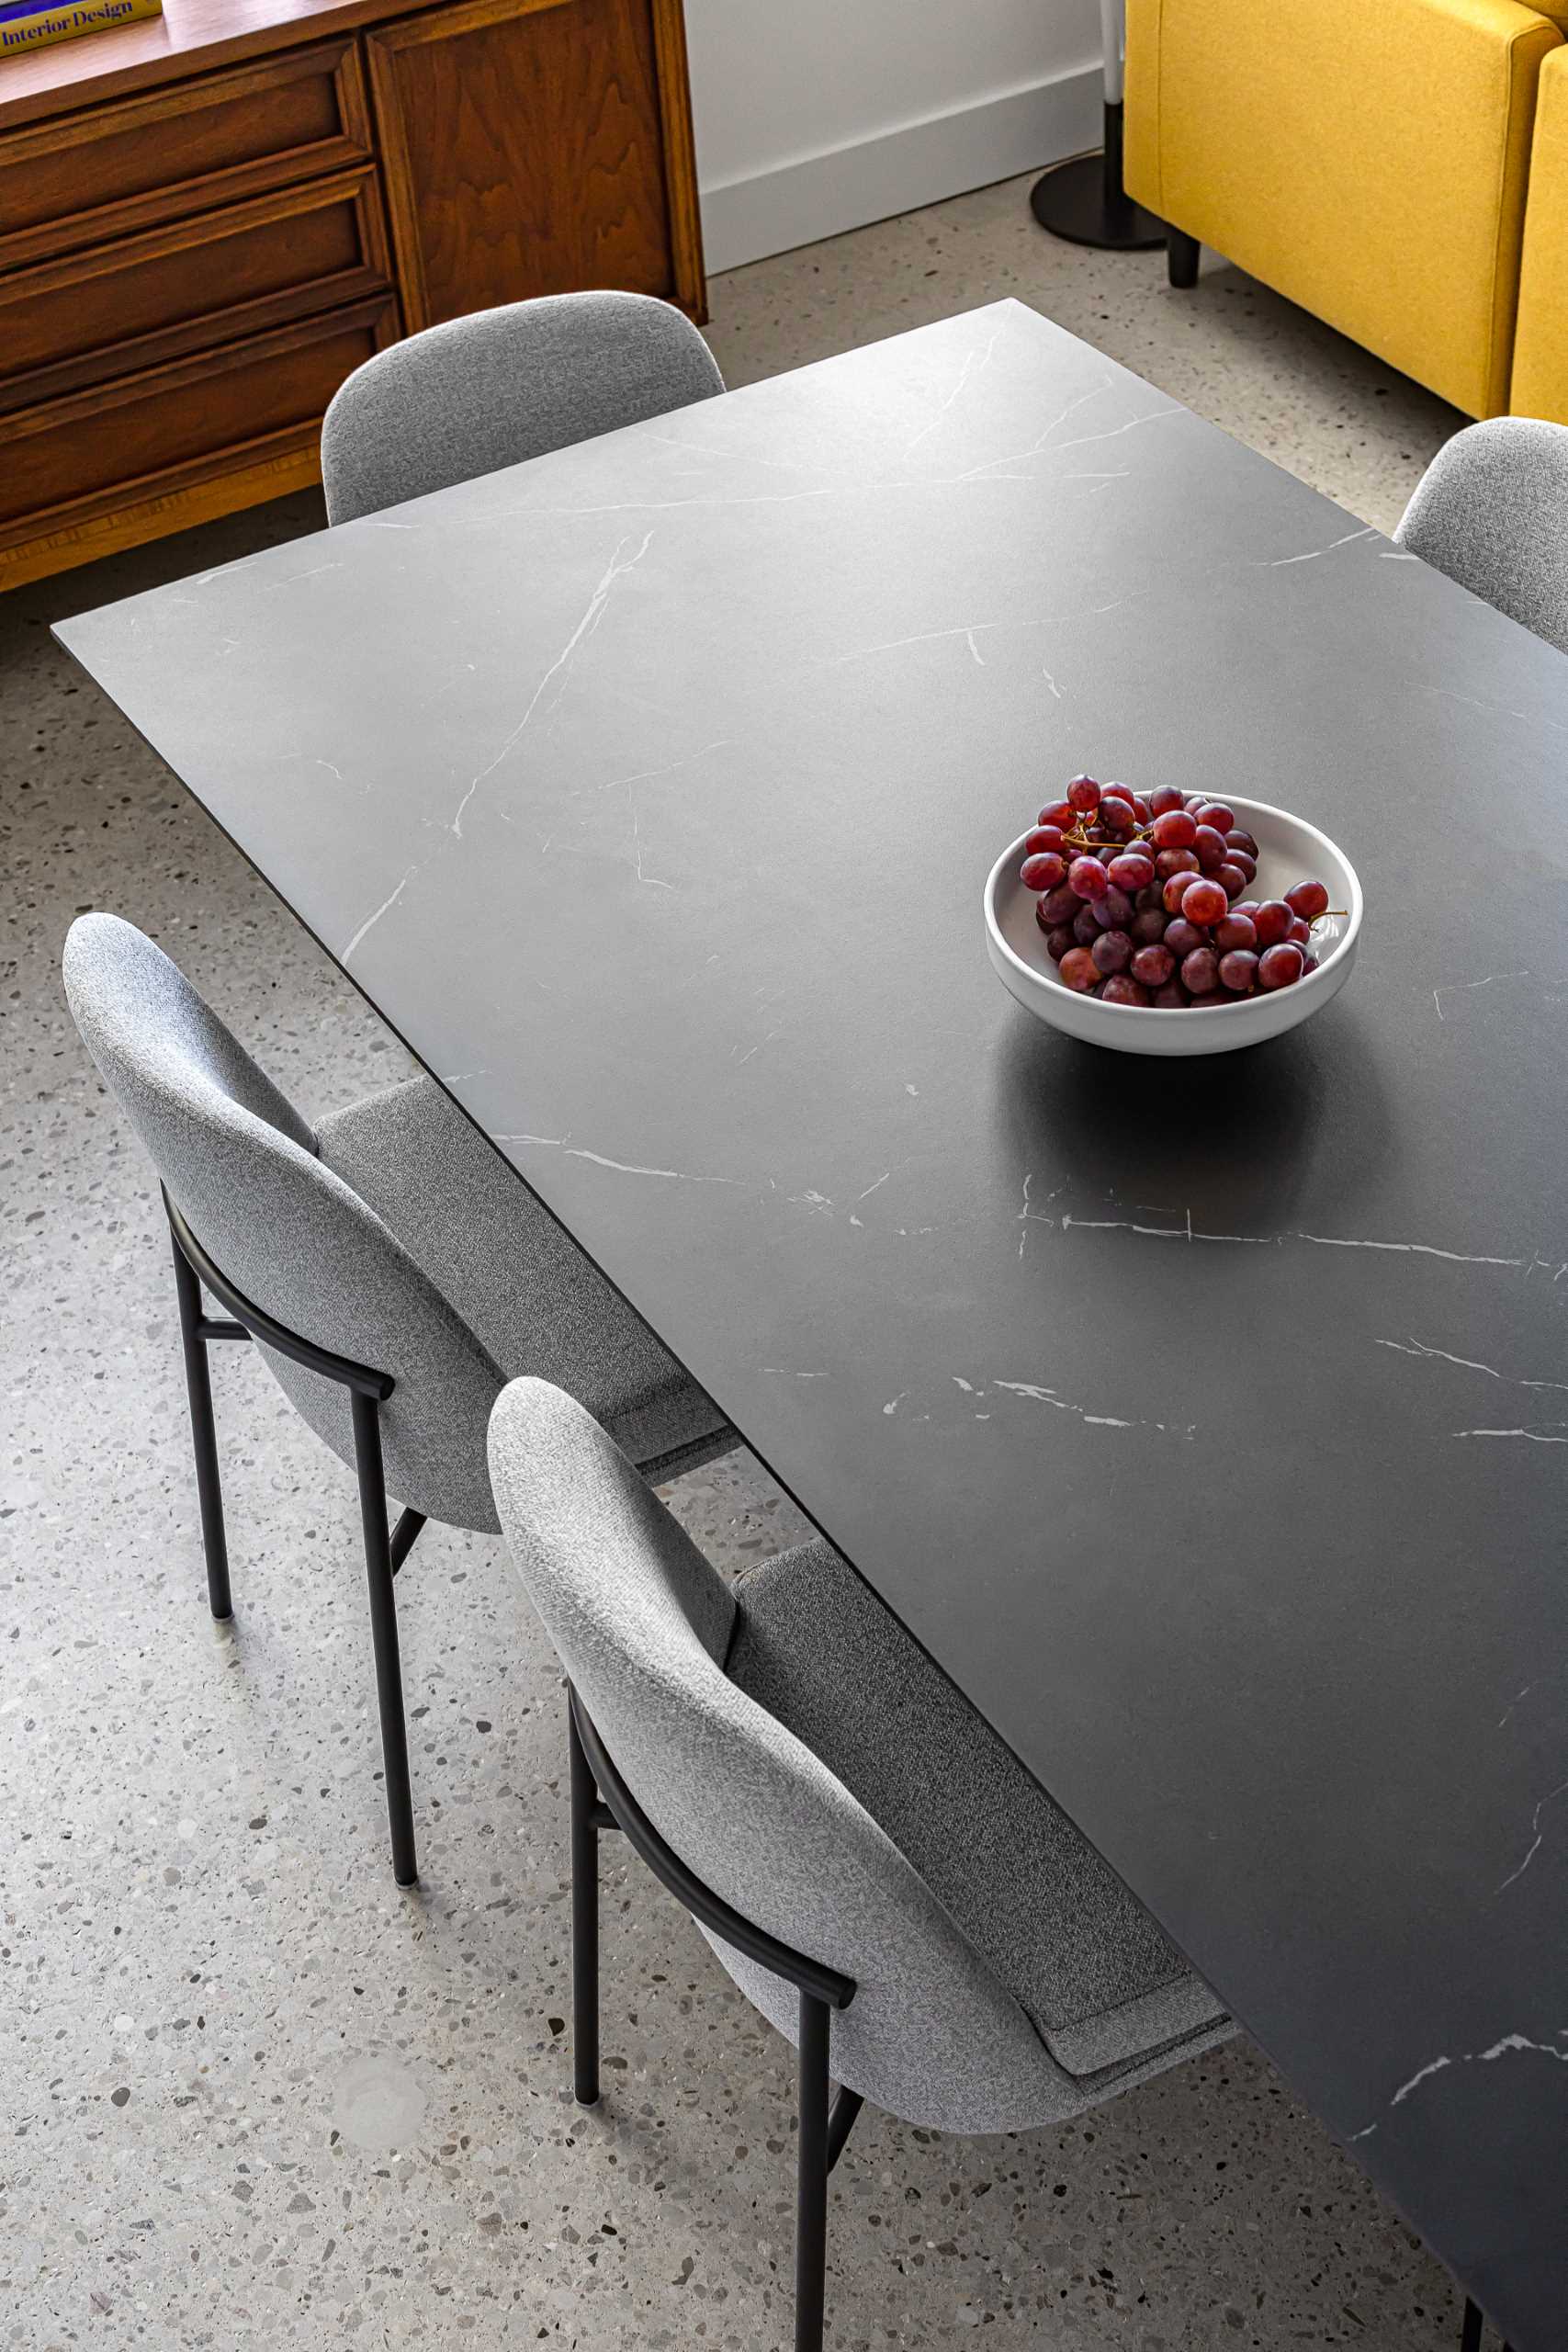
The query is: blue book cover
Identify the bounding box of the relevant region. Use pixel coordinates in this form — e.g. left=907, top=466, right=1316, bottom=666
left=0, top=0, right=162, bottom=46
left=0, top=0, right=160, bottom=32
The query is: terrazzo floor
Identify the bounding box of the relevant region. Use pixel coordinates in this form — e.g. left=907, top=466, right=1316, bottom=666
left=3, top=174, right=1480, bottom=2347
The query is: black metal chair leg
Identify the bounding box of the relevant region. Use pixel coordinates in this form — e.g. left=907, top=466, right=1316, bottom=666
left=169, top=1229, right=232, bottom=1620
left=795, top=1991, right=831, bottom=2352
left=1461, top=2298, right=1485, bottom=2351
left=1168, top=227, right=1200, bottom=288
left=569, top=1699, right=601, bottom=2105
left=351, top=1389, right=418, bottom=1887
left=826, top=2085, right=863, bottom=2174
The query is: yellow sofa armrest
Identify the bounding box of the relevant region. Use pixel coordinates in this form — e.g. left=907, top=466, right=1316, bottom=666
left=1125, top=0, right=1562, bottom=417
left=1514, top=46, right=1568, bottom=419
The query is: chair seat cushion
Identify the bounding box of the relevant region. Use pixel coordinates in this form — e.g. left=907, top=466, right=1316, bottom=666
left=318, top=1079, right=728, bottom=1477
left=726, top=1542, right=1225, bottom=2076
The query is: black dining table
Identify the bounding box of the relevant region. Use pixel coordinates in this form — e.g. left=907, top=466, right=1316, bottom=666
left=58, top=300, right=1568, bottom=2349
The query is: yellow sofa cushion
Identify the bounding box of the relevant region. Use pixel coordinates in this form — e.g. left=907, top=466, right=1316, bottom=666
left=1513, top=45, right=1568, bottom=419
left=1125, top=0, right=1562, bottom=418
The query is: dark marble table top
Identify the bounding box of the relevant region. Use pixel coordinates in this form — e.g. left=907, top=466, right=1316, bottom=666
left=58, top=300, right=1568, bottom=2347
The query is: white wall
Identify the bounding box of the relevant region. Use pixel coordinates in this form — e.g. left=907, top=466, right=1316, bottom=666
left=685, top=0, right=1105, bottom=275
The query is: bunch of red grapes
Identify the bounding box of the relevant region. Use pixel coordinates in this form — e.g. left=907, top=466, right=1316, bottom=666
left=1021, top=775, right=1333, bottom=1010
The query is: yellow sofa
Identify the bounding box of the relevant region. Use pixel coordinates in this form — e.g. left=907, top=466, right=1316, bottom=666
left=1514, top=44, right=1568, bottom=420
left=1125, top=0, right=1568, bottom=421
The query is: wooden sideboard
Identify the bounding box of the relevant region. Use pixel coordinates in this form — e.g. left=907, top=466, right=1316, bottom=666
left=0, top=0, right=705, bottom=587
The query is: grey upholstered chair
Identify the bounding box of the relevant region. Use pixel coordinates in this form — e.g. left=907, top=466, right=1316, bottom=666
left=62, top=915, right=729, bottom=1887
left=1395, top=417, right=1568, bottom=656
left=320, top=288, right=725, bottom=525
left=487, top=1377, right=1234, bottom=2352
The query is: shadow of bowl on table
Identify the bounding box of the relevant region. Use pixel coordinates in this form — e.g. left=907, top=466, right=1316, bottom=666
left=989, top=990, right=1392, bottom=1237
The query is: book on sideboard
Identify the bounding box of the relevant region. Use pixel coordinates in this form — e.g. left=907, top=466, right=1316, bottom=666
left=0, top=0, right=162, bottom=56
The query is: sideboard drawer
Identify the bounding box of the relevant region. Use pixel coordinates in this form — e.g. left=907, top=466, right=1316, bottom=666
left=0, top=38, right=374, bottom=272
left=0, top=292, right=396, bottom=537
left=0, top=168, right=392, bottom=413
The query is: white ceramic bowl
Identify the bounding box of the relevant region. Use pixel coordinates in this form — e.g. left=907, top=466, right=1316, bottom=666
left=984, top=794, right=1362, bottom=1057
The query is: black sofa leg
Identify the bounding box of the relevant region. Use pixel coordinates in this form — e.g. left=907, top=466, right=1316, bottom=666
left=1168, top=228, right=1200, bottom=288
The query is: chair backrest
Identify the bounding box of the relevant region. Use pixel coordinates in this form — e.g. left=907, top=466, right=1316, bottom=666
left=320, top=290, right=725, bottom=524
left=63, top=914, right=502, bottom=1530
left=488, top=1377, right=1066, bottom=2132
left=1395, top=416, right=1568, bottom=655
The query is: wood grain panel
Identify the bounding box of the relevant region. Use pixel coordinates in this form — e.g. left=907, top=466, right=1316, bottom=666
left=0, top=168, right=390, bottom=412
left=0, top=441, right=323, bottom=590
left=0, top=0, right=704, bottom=585
left=0, top=37, right=371, bottom=270
left=648, top=0, right=704, bottom=320
left=366, top=0, right=677, bottom=332
left=0, top=292, right=395, bottom=535
left=0, top=0, right=444, bottom=132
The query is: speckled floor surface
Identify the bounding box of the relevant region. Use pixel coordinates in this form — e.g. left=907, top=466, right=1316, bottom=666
left=3, top=177, right=1475, bottom=2347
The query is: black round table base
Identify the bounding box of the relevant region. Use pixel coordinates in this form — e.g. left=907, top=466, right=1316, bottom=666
left=1029, top=153, right=1166, bottom=252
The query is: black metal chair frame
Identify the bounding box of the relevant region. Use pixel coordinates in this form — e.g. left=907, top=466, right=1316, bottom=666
left=167, top=1192, right=1507, bottom=2349
left=569, top=1682, right=1507, bottom=2352
left=164, top=1187, right=426, bottom=1887
left=568, top=1683, right=863, bottom=2352
left=1461, top=2297, right=1513, bottom=2351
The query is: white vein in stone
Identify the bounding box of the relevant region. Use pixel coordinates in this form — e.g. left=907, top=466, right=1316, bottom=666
left=1453, top=1425, right=1568, bottom=1446
left=264, top=561, right=342, bottom=592
left=961, top=387, right=1179, bottom=481
left=1376, top=1336, right=1503, bottom=1379
left=1349, top=2025, right=1568, bottom=2140
left=495, top=1133, right=741, bottom=1186
left=810, top=619, right=1005, bottom=669
left=1377, top=1335, right=1568, bottom=1394
left=731, top=1029, right=784, bottom=1066
left=958, top=380, right=1111, bottom=478
left=1258, top=526, right=1378, bottom=568
left=637, top=429, right=830, bottom=481
left=629, top=790, right=671, bottom=890
left=1428, top=684, right=1568, bottom=742
left=1043, top=407, right=1183, bottom=458
left=341, top=871, right=413, bottom=966
left=1432, top=970, right=1531, bottom=1021
left=905, top=332, right=998, bottom=452
left=1390, top=2053, right=1454, bottom=2108
left=989, top=1378, right=1185, bottom=1436
left=472, top=461, right=1118, bottom=529
left=448, top=530, right=654, bottom=837
left=1495, top=1775, right=1568, bottom=1893
left=1019, top=1175, right=1071, bottom=1260
left=1061, top=1213, right=1528, bottom=1270
left=596, top=737, right=733, bottom=794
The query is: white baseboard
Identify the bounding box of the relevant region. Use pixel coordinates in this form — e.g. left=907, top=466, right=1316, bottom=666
left=699, top=63, right=1103, bottom=277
